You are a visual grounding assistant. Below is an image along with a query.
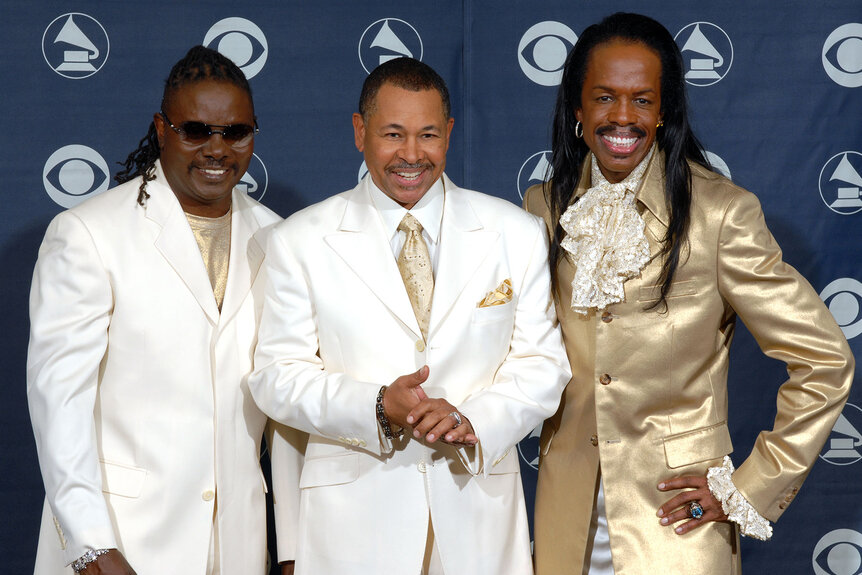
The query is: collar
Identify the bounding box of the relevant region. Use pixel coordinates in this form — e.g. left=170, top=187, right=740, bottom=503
left=575, top=147, right=670, bottom=228
left=368, top=176, right=445, bottom=245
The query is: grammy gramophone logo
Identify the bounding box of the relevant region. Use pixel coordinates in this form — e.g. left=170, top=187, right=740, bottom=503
left=42, top=13, right=109, bottom=79
left=820, top=404, right=862, bottom=466
left=674, top=22, right=733, bottom=87
left=358, top=18, right=424, bottom=74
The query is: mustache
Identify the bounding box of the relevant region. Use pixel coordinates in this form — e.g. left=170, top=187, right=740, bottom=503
left=596, top=125, right=647, bottom=138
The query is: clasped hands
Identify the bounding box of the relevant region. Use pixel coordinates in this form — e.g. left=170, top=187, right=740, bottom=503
left=383, top=366, right=478, bottom=446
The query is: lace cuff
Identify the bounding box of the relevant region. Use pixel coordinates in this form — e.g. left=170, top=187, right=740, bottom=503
left=706, top=456, right=773, bottom=541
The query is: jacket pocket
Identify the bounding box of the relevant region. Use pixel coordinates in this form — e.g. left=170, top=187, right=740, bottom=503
left=662, top=422, right=733, bottom=469
left=100, top=460, right=147, bottom=498
left=471, top=300, right=514, bottom=324
left=638, top=280, right=697, bottom=303
left=299, top=453, right=360, bottom=489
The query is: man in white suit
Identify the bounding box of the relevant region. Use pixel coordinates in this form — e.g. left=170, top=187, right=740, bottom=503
left=249, top=58, right=570, bottom=575
left=27, top=47, right=302, bottom=575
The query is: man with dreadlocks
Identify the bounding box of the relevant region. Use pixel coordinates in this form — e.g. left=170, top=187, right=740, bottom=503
left=524, top=12, right=853, bottom=575
left=28, top=46, right=303, bottom=574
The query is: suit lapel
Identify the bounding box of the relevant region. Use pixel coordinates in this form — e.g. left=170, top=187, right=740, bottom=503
left=325, top=180, right=422, bottom=337
left=219, top=191, right=264, bottom=328
left=428, top=178, right=498, bottom=339
left=635, top=153, right=670, bottom=262
left=146, top=172, right=220, bottom=325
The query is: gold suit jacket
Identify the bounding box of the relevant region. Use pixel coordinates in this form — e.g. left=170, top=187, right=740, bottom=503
left=524, top=153, right=854, bottom=575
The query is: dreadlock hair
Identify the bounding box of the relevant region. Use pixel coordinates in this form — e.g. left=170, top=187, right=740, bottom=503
left=358, top=57, right=451, bottom=120
left=547, top=12, right=711, bottom=311
left=115, top=45, right=253, bottom=206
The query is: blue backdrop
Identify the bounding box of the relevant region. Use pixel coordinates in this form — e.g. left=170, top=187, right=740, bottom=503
left=3, top=2, right=860, bottom=573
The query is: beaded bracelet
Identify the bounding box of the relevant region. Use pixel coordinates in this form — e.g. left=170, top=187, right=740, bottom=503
left=72, top=548, right=110, bottom=573
left=376, top=385, right=401, bottom=439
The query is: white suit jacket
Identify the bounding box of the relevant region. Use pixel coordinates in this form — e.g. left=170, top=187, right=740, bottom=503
left=250, top=174, right=570, bottom=575
left=27, top=162, right=303, bottom=575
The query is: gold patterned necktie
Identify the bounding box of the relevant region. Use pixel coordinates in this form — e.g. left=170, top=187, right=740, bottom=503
left=397, top=213, right=434, bottom=341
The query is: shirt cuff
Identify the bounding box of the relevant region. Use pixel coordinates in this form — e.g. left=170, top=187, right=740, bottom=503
left=706, top=456, right=773, bottom=541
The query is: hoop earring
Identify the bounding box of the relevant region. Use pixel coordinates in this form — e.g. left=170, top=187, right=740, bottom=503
left=575, top=121, right=583, bottom=138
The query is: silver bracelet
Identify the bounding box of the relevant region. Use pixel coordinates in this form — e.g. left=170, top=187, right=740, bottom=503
left=72, top=548, right=110, bottom=573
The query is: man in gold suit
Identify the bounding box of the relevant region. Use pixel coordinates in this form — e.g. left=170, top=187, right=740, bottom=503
left=524, top=12, right=854, bottom=575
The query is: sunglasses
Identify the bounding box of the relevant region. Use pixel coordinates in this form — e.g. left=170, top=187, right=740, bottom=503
left=160, top=111, right=258, bottom=148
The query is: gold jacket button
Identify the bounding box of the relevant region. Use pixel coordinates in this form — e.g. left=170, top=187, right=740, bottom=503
left=417, top=461, right=427, bottom=473
left=599, top=374, right=612, bottom=385
left=601, top=311, right=613, bottom=323
left=590, top=434, right=598, bottom=446
left=779, top=502, right=787, bottom=510
left=415, top=340, right=425, bottom=352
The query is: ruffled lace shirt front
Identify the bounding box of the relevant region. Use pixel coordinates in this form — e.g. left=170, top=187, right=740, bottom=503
left=559, top=146, right=654, bottom=314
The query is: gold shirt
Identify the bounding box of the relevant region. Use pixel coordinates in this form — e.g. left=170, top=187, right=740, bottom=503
left=186, top=209, right=231, bottom=311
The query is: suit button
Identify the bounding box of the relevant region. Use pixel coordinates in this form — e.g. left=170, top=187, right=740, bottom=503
left=601, top=311, right=613, bottom=323
left=590, top=434, right=598, bottom=446
left=202, top=490, right=215, bottom=502
left=779, top=502, right=787, bottom=510
left=417, top=461, right=427, bottom=473
left=359, top=439, right=367, bottom=447
left=599, top=374, right=612, bottom=385
left=415, top=340, right=425, bottom=352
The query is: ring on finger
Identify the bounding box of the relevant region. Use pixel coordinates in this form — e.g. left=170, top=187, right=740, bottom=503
left=689, top=501, right=704, bottom=520
left=449, top=411, right=462, bottom=428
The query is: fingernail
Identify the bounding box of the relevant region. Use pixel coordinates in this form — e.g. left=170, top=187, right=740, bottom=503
left=660, top=517, right=669, bottom=525
left=675, top=527, right=683, bottom=534
left=445, top=434, right=453, bottom=441
left=407, top=416, right=414, bottom=424
left=427, top=434, right=435, bottom=441
left=413, top=430, right=420, bottom=438
left=658, top=483, right=665, bottom=489
left=657, top=508, right=664, bottom=517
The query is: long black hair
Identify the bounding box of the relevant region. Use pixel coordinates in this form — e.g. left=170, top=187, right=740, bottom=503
left=547, top=12, right=711, bottom=310
left=115, top=45, right=252, bottom=206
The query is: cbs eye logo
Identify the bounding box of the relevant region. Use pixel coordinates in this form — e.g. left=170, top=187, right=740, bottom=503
left=516, top=425, right=542, bottom=471
left=204, top=18, right=268, bottom=79
left=238, top=153, right=269, bottom=202
left=813, top=529, right=862, bottom=575
left=823, top=23, right=862, bottom=88
left=43, top=145, right=110, bottom=208
left=518, top=21, right=578, bottom=86
left=821, top=277, right=862, bottom=340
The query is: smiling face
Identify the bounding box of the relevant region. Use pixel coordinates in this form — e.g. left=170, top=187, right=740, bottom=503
left=154, top=79, right=255, bottom=217
left=352, top=83, right=454, bottom=209
left=577, top=40, right=662, bottom=183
